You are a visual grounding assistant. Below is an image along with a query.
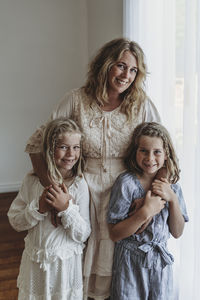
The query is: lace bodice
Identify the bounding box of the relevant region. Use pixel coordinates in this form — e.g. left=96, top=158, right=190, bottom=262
left=26, top=88, right=161, bottom=161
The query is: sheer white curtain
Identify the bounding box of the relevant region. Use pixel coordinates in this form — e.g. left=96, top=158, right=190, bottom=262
left=123, top=0, right=200, bottom=299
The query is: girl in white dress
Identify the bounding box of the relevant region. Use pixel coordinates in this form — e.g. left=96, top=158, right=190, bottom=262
left=7, top=118, right=91, bottom=300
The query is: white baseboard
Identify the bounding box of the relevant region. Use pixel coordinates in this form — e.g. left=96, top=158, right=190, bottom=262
left=0, top=182, right=21, bottom=193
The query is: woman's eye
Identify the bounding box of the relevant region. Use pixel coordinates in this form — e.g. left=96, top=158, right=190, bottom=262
left=131, top=68, right=137, bottom=73
left=117, top=63, right=125, bottom=70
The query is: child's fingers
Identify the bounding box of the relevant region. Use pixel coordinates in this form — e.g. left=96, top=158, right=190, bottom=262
left=46, top=197, right=56, bottom=208
left=51, top=184, right=62, bottom=193
left=61, top=183, right=68, bottom=194
left=46, top=190, right=56, bottom=200
left=160, top=177, right=169, bottom=183
left=47, top=185, right=61, bottom=197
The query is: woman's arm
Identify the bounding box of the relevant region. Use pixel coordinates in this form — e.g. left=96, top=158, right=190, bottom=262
left=30, top=153, right=52, bottom=187
left=108, top=190, right=165, bottom=242
left=27, top=90, right=75, bottom=186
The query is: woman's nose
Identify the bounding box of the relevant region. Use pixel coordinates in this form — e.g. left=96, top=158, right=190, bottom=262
left=122, top=69, right=129, bottom=78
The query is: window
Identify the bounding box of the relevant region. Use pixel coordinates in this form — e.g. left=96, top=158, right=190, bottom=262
left=123, top=0, right=200, bottom=298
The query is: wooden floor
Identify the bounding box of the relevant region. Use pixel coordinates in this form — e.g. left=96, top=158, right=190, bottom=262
left=0, top=192, right=26, bottom=300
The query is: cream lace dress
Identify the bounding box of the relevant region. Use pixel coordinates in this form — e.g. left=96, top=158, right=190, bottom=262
left=7, top=173, right=91, bottom=300
left=25, top=88, right=161, bottom=299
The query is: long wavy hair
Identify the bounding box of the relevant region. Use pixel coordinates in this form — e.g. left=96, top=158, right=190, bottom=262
left=124, top=122, right=180, bottom=183
left=83, top=37, right=148, bottom=121
left=42, top=118, right=84, bottom=184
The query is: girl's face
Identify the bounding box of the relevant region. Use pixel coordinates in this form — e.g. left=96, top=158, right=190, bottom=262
left=107, top=50, right=138, bottom=97
left=54, top=133, right=81, bottom=178
left=136, top=135, right=167, bottom=177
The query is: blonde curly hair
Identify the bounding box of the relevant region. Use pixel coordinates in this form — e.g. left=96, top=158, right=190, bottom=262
left=83, top=37, right=148, bottom=121
left=42, top=118, right=84, bottom=184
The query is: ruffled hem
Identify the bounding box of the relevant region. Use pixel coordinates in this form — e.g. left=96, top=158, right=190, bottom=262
left=18, top=286, right=83, bottom=300
left=24, top=242, right=83, bottom=271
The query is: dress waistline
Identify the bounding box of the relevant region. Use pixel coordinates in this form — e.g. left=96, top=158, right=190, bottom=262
left=84, top=157, right=126, bottom=175
left=122, top=239, right=174, bottom=269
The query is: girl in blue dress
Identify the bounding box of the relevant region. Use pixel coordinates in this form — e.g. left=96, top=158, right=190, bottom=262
left=107, top=122, right=188, bottom=300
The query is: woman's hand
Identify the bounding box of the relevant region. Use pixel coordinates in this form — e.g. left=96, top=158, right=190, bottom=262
left=46, top=183, right=72, bottom=212
left=135, top=216, right=153, bottom=234
left=129, top=197, right=144, bottom=216
left=129, top=197, right=152, bottom=234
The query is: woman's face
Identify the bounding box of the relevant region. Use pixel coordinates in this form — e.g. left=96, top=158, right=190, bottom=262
left=107, top=50, right=138, bottom=97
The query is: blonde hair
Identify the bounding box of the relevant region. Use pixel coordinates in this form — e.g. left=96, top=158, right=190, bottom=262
left=83, top=37, right=148, bottom=121
left=124, top=122, right=180, bottom=183
left=42, top=118, right=84, bottom=184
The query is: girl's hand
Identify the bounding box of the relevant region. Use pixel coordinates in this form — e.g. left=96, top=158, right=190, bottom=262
left=143, top=190, right=166, bottom=217
left=38, top=186, right=52, bottom=213
left=46, top=183, right=71, bottom=212
left=152, top=178, right=176, bottom=202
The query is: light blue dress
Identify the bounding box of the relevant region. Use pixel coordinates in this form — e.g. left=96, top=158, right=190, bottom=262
left=107, top=172, right=189, bottom=300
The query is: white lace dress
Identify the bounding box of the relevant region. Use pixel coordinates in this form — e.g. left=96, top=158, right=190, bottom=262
left=25, top=88, right=161, bottom=299
left=7, top=173, right=91, bottom=300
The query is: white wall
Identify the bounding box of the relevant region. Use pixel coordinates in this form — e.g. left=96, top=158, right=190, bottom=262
left=87, top=0, right=123, bottom=59
left=0, top=0, right=123, bottom=192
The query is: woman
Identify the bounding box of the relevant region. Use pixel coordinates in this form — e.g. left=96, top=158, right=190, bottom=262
left=26, top=38, right=161, bottom=300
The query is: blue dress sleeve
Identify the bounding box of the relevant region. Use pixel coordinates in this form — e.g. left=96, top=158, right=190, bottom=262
left=107, top=173, right=135, bottom=224
left=171, top=183, right=189, bottom=222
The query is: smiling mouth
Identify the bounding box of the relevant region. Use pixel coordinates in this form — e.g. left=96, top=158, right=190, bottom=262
left=144, top=164, right=157, bottom=168
left=62, top=159, right=75, bottom=163
left=116, top=79, right=128, bottom=85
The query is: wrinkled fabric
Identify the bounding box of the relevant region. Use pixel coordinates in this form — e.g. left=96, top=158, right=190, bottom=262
left=25, top=88, right=161, bottom=299
left=7, top=173, right=91, bottom=300
left=107, top=172, right=189, bottom=300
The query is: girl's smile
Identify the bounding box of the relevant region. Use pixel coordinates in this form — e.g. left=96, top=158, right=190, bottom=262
left=136, top=135, right=167, bottom=176
left=54, top=133, right=81, bottom=178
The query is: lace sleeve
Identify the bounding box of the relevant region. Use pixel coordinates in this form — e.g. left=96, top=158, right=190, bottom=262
left=25, top=124, right=46, bottom=153
left=7, top=175, right=47, bottom=232
left=57, top=179, right=91, bottom=243
left=25, top=90, right=75, bottom=154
